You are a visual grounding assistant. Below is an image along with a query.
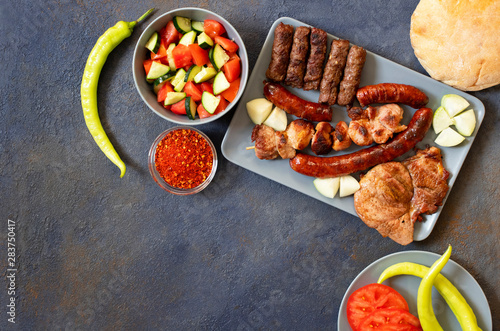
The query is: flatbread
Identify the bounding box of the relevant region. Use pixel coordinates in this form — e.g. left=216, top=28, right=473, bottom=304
left=410, top=0, right=500, bottom=91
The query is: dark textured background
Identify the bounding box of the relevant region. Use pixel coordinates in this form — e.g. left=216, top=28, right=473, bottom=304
left=1, top=0, right=498, bottom=330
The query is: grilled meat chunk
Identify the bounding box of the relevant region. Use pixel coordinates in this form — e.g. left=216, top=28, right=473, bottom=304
left=251, top=124, right=279, bottom=160
left=311, top=122, right=333, bottom=155
left=286, top=119, right=315, bottom=150
left=276, top=130, right=296, bottom=159
left=332, top=121, right=352, bottom=151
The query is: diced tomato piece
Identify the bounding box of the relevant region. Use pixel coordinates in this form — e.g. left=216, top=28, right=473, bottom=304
left=214, top=36, right=239, bottom=53
left=157, top=81, right=174, bottom=103
left=197, top=103, right=212, bottom=119
left=184, top=81, right=203, bottom=102
left=200, top=82, right=214, bottom=94
left=143, top=59, right=153, bottom=75
left=222, top=58, right=241, bottom=83
left=227, top=51, right=240, bottom=61
left=204, top=19, right=226, bottom=39
left=220, top=77, right=240, bottom=103
left=172, top=44, right=193, bottom=68
left=170, top=99, right=187, bottom=115
left=150, top=41, right=168, bottom=60
left=214, top=95, right=230, bottom=114
left=160, top=21, right=180, bottom=46
left=347, top=284, right=410, bottom=331
left=188, top=44, right=210, bottom=66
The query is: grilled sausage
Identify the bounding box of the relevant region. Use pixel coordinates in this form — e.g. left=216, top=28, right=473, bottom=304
left=356, top=83, right=429, bottom=109
left=266, top=23, right=294, bottom=82
left=319, top=39, right=350, bottom=104
left=337, top=45, right=366, bottom=106
left=284, top=26, right=311, bottom=88
left=289, top=107, right=433, bottom=178
left=303, top=28, right=328, bottom=91
left=263, top=81, right=333, bottom=122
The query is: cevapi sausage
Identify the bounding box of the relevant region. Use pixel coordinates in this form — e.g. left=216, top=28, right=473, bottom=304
left=337, top=45, right=366, bottom=106
left=319, top=39, right=350, bottom=104
left=284, top=26, right=310, bottom=88
left=263, top=81, right=333, bottom=122
left=289, top=107, right=433, bottom=178
left=356, top=83, right=429, bottom=109
left=266, top=23, right=294, bottom=82
left=303, top=28, right=328, bottom=91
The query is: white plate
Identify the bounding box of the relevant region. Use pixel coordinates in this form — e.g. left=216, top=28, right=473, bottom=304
left=221, top=17, right=485, bottom=241
left=337, top=250, right=492, bottom=331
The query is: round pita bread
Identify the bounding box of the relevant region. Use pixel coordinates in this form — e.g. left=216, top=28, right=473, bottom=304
left=410, top=0, right=500, bottom=91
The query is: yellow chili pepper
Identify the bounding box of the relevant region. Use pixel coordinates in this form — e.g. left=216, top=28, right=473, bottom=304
left=378, top=261, right=482, bottom=331
left=81, top=8, right=154, bottom=178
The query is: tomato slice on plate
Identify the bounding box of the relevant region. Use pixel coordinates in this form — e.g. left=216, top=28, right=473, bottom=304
left=358, top=308, right=422, bottom=331
left=346, top=283, right=410, bottom=331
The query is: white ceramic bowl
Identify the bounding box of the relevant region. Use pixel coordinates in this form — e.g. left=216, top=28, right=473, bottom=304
left=133, top=7, right=249, bottom=125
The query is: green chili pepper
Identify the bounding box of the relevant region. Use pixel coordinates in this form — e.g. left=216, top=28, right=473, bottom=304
left=81, top=8, right=154, bottom=178
left=378, top=260, right=482, bottom=331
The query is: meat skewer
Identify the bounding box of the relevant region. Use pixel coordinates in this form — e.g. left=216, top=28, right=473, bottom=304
left=266, top=23, right=294, bottom=82
left=284, top=26, right=311, bottom=88
left=319, top=39, right=350, bottom=104
left=337, top=45, right=367, bottom=106
left=303, top=28, right=328, bottom=91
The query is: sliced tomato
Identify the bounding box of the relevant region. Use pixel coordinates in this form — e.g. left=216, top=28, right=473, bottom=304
left=188, top=43, right=210, bottom=66
left=160, top=20, right=180, bottom=46
left=220, top=77, right=240, bottom=103
left=358, top=308, right=422, bottom=331
left=204, top=19, right=226, bottom=39
left=184, top=81, right=202, bottom=102
left=170, top=99, right=187, bottom=115
left=222, top=58, right=241, bottom=83
left=214, top=95, right=229, bottom=114
left=214, top=36, right=239, bottom=53
left=346, top=284, right=410, bottom=331
left=143, top=59, right=153, bottom=75
left=172, top=44, right=193, bottom=68
left=200, top=82, right=214, bottom=94
left=156, top=81, right=174, bottom=103
left=150, top=41, right=168, bottom=60
left=197, top=103, right=212, bottom=119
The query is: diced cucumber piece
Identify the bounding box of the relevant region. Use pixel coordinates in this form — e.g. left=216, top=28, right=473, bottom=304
left=201, top=91, right=220, bottom=114
left=213, top=71, right=230, bottom=95
left=153, top=72, right=175, bottom=92
left=194, top=66, right=217, bottom=83
left=209, top=44, right=230, bottom=71
left=164, top=92, right=186, bottom=106
left=179, top=30, right=197, bottom=46
left=146, top=61, right=171, bottom=80
left=145, top=32, right=160, bottom=53
left=174, top=79, right=187, bottom=92
left=154, top=81, right=166, bottom=94
left=185, top=97, right=197, bottom=120
left=171, top=68, right=187, bottom=87
left=173, top=16, right=192, bottom=34
left=166, top=43, right=177, bottom=71
left=185, top=65, right=203, bottom=82
left=191, top=20, right=204, bottom=33
left=197, top=32, right=213, bottom=49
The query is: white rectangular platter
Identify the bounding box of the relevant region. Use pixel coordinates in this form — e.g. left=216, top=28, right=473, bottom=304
left=221, top=17, right=484, bottom=241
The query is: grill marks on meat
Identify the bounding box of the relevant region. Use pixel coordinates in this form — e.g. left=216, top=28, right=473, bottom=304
left=319, top=39, right=350, bottom=104
left=266, top=23, right=294, bottom=82
left=402, top=147, right=449, bottom=223
left=338, top=45, right=367, bottom=106
left=332, top=121, right=352, bottom=151
left=303, top=28, right=328, bottom=90
left=285, top=26, right=311, bottom=88
left=354, top=147, right=449, bottom=245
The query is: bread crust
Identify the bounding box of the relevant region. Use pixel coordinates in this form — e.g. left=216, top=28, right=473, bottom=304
left=410, top=0, right=500, bottom=91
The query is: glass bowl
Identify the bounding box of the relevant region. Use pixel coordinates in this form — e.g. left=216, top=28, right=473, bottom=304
left=148, top=126, right=217, bottom=195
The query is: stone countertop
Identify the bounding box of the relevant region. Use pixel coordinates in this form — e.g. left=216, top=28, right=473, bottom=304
left=1, top=0, right=498, bottom=330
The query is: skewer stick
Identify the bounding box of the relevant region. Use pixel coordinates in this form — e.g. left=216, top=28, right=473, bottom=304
left=246, top=146, right=256, bottom=150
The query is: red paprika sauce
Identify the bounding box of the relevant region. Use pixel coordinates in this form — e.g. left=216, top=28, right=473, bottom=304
left=155, top=129, right=214, bottom=189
